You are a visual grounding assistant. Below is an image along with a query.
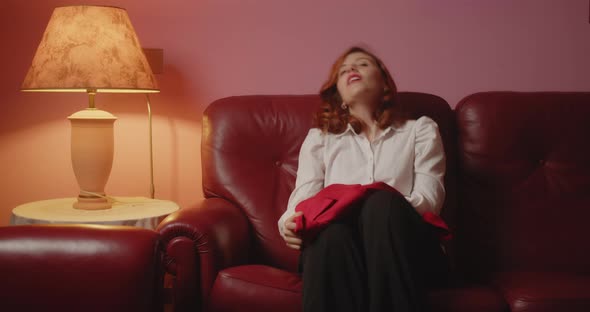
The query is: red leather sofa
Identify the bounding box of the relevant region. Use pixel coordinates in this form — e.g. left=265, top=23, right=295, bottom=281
left=157, top=92, right=590, bottom=312
left=0, top=224, right=164, bottom=312
left=454, top=92, right=590, bottom=312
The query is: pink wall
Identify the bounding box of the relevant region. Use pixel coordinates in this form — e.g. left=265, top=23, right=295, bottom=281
left=1, top=0, right=589, bottom=225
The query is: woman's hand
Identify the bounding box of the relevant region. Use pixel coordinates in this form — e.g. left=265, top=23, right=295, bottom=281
left=283, top=211, right=303, bottom=250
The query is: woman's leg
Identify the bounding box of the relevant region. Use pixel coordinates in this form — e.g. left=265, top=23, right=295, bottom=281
left=301, top=222, right=367, bottom=312
left=358, top=190, right=449, bottom=312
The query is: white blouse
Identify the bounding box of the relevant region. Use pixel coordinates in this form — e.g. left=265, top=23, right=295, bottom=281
left=278, top=116, right=446, bottom=238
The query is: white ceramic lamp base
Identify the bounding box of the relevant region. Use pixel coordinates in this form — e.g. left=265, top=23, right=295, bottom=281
left=68, top=108, right=117, bottom=210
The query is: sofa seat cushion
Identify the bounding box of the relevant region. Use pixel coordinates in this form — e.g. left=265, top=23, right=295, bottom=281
left=493, top=272, right=590, bottom=312
left=209, top=265, right=302, bottom=312
left=428, top=286, right=508, bottom=312
left=209, top=264, right=507, bottom=312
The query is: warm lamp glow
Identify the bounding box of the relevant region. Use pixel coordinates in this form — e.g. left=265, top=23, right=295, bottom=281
left=21, top=5, right=158, bottom=93
left=21, top=6, right=159, bottom=210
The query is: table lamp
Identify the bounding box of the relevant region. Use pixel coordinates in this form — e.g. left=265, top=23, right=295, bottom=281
left=21, top=6, right=159, bottom=210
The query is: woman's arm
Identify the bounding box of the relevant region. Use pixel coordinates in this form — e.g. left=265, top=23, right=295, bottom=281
left=278, top=128, right=325, bottom=238
left=406, top=116, right=446, bottom=215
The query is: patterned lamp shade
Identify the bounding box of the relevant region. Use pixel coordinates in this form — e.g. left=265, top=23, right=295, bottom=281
left=21, top=5, right=158, bottom=93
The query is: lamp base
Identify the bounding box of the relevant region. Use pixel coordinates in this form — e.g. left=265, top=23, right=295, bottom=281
left=69, top=108, right=117, bottom=211
left=73, top=196, right=112, bottom=210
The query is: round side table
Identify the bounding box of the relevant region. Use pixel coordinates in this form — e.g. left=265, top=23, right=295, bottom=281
left=10, top=197, right=179, bottom=230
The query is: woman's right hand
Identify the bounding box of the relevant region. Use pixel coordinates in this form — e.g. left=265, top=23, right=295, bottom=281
left=283, top=211, right=303, bottom=250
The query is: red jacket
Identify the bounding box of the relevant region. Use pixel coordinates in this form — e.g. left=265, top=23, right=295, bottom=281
left=294, top=182, right=452, bottom=242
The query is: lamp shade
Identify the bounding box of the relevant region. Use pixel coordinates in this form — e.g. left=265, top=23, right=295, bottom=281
left=21, top=5, right=158, bottom=93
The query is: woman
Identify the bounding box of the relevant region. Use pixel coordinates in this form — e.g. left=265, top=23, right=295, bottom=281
left=278, top=46, right=449, bottom=312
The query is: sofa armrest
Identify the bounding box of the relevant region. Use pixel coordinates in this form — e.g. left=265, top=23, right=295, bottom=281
left=157, top=197, right=251, bottom=312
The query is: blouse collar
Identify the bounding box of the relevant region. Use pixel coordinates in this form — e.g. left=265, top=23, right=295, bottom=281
left=336, top=123, right=397, bottom=141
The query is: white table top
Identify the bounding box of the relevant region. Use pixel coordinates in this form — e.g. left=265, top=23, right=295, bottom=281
left=11, top=197, right=179, bottom=230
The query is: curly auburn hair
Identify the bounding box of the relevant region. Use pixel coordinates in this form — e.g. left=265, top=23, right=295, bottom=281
left=314, top=46, right=406, bottom=134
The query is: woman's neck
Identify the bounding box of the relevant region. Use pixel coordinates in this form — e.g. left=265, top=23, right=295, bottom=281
left=349, top=102, right=380, bottom=142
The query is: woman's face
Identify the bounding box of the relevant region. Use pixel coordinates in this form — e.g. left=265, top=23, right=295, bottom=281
left=336, top=52, right=386, bottom=107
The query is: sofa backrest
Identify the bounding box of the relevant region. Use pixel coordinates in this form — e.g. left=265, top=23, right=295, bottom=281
left=455, top=92, right=590, bottom=280
left=0, top=225, right=163, bottom=312
left=201, top=93, right=456, bottom=272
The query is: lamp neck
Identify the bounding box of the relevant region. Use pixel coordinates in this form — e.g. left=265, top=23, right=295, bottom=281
left=87, top=89, right=97, bottom=109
